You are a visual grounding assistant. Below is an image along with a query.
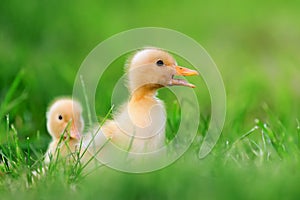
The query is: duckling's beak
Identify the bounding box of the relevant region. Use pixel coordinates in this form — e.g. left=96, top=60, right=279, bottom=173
left=70, top=124, right=81, bottom=140
left=175, top=66, right=199, bottom=76
left=169, top=66, right=199, bottom=88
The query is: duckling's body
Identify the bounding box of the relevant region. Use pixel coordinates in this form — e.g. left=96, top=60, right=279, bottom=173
left=45, top=136, right=80, bottom=163
left=102, top=90, right=166, bottom=152
left=87, top=48, right=198, bottom=154
left=45, top=98, right=84, bottom=163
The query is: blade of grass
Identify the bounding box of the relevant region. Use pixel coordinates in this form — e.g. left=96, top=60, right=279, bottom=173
left=226, top=125, right=259, bottom=152
left=80, top=75, right=92, bottom=127
left=126, top=128, right=136, bottom=153
left=255, top=119, right=285, bottom=158
left=297, top=118, right=300, bottom=149
left=0, top=70, right=24, bottom=119
left=80, top=138, right=111, bottom=171
left=47, top=125, right=71, bottom=173
left=53, top=120, right=73, bottom=160
left=5, top=115, right=12, bottom=162
left=0, top=152, right=11, bottom=172
left=79, top=105, right=114, bottom=160
left=4, top=91, right=28, bottom=112
left=68, top=105, right=114, bottom=177
left=26, top=137, right=30, bottom=166
left=80, top=163, right=106, bottom=181
left=248, top=139, right=263, bottom=157
left=10, top=124, right=22, bottom=163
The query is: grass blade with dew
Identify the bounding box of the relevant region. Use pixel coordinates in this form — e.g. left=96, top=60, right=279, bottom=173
left=255, top=119, right=286, bottom=158
left=26, top=137, right=30, bottom=166
left=262, top=103, right=288, bottom=146
left=226, top=125, right=259, bottom=153
left=224, top=125, right=259, bottom=164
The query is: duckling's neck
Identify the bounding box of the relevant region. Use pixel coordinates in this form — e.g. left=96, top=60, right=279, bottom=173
left=130, top=84, right=162, bottom=101
left=125, top=84, right=166, bottom=133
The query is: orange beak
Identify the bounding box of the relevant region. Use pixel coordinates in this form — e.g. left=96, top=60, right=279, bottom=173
left=175, top=66, right=199, bottom=76
left=169, top=66, right=199, bottom=88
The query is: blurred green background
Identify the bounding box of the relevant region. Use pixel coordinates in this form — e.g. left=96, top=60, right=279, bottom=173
left=1, top=0, right=300, bottom=199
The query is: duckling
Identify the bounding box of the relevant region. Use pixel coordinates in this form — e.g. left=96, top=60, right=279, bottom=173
left=89, top=48, right=198, bottom=154
left=44, top=98, right=84, bottom=163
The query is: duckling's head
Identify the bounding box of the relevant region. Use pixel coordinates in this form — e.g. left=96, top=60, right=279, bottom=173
left=46, top=98, right=84, bottom=141
left=127, top=48, right=198, bottom=93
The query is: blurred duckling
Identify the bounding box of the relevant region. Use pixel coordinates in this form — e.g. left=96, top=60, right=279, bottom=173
left=90, top=47, right=198, bottom=153
left=44, top=98, right=84, bottom=163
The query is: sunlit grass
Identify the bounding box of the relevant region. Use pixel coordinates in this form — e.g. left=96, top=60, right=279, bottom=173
left=1, top=68, right=300, bottom=200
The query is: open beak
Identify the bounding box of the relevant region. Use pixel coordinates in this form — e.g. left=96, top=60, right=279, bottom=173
left=169, top=66, right=199, bottom=88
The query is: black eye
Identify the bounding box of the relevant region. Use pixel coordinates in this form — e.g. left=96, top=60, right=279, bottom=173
left=58, top=115, right=63, bottom=120
left=156, top=60, right=164, bottom=66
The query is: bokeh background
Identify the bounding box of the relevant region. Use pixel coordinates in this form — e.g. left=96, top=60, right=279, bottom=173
left=1, top=0, right=300, bottom=199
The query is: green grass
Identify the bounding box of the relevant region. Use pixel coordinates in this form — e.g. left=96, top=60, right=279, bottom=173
left=1, top=0, right=300, bottom=199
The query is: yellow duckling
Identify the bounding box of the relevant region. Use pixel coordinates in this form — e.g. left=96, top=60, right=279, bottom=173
left=89, top=48, right=198, bottom=154
left=44, top=98, right=84, bottom=163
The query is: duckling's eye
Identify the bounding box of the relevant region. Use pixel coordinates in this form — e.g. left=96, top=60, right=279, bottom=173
left=156, top=60, right=164, bottom=66
left=58, top=115, right=63, bottom=120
